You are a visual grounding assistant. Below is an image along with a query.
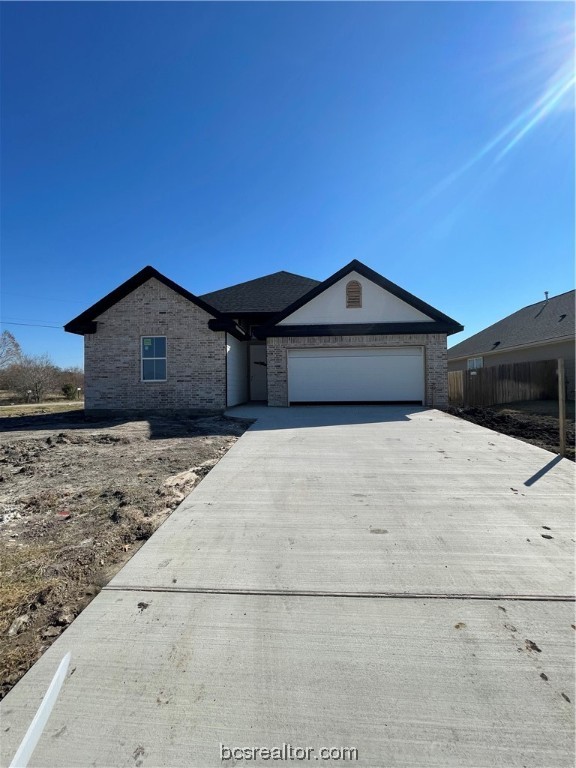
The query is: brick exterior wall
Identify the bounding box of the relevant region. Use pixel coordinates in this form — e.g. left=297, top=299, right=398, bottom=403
left=266, top=334, right=448, bottom=409
left=84, top=278, right=226, bottom=412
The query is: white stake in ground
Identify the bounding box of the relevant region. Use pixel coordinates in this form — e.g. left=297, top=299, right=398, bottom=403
left=9, top=652, right=71, bottom=768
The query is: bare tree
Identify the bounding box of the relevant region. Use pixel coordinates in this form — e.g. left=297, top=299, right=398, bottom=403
left=6, top=355, right=60, bottom=403
left=0, top=331, right=22, bottom=369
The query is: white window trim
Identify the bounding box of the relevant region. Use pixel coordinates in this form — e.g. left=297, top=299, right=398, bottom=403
left=467, top=356, right=483, bottom=370
left=141, top=336, right=168, bottom=382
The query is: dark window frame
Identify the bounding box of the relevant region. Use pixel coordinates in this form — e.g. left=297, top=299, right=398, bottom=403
left=141, top=336, right=167, bottom=382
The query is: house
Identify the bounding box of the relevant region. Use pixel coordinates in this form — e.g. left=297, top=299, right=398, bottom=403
left=448, top=290, right=575, bottom=399
left=64, top=260, right=463, bottom=413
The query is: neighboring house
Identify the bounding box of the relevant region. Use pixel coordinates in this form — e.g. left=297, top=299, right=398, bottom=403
left=448, top=290, right=575, bottom=399
left=65, top=260, right=463, bottom=412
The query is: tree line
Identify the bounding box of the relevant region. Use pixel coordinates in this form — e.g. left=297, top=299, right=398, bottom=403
left=0, top=331, right=84, bottom=403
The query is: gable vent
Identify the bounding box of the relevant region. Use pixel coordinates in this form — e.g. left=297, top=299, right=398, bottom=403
left=346, top=280, right=362, bottom=308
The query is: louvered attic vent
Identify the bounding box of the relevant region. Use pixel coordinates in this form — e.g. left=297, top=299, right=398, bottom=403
left=346, top=280, right=362, bottom=308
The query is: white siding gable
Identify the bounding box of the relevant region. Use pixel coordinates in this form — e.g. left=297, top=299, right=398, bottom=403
left=278, top=271, right=433, bottom=325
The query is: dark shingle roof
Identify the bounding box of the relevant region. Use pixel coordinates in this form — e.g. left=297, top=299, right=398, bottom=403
left=200, top=271, right=320, bottom=314
left=448, top=290, right=575, bottom=359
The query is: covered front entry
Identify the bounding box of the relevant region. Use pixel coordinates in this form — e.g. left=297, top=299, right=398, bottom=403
left=287, top=346, right=424, bottom=404
left=249, top=344, right=268, bottom=401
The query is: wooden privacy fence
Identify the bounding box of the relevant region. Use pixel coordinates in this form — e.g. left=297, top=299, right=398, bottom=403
left=448, top=359, right=559, bottom=407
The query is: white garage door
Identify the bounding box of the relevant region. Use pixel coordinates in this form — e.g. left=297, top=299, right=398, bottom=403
left=287, top=347, right=424, bottom=404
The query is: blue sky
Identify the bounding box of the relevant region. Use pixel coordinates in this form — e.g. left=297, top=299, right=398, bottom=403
left=1, top=1, right=573, bottom=368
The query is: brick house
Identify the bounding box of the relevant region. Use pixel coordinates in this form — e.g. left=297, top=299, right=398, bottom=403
left=65, top=260, right=463, bottom=413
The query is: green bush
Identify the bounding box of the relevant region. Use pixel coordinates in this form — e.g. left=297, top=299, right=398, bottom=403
left=61, top=383, right=77, bottom=400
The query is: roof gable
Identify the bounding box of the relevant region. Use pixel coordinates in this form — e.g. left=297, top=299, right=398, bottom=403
left=278, top=269, right=434, bottom=325
left=448, top=290, right=575, bottom=359
left=200, top=271, right=320, bottom=314
left=64, top=260, right=465, bottom=339
left=64, top=266, right=221, bottom=335
left=261, top=260, right=463, bottom=333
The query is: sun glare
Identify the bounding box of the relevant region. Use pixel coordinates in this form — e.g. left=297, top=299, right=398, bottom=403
left=495, top=63, right=575, bottom=161
left=425, top=12, right=575, bottom=203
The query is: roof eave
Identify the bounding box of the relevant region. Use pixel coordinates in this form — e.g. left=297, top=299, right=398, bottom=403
left=64, top=320, right=98, bottom=336
left=448, top=333, right=575, bottom=360
left=254, top=321, right=463, bottom=339
left=207, top=318, right=250, bottom=341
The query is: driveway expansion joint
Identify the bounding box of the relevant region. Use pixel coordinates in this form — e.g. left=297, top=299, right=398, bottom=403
left=104, top=585, right=576, bottom=601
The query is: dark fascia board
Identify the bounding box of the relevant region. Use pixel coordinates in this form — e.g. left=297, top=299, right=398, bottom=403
left=254, top=321, right=463, bottom=339
left=219, top=311, right=276, bottom=319
left=64, top=266, right=222, bottom=335
left=69, top=320, right=98, bottom=335
left=207, top=318, right=249, bottom=341
left=261, top=259, right=463, bottom=332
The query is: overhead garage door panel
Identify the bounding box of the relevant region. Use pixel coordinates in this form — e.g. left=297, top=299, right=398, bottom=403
left=287, top=347, right=424, bottom=403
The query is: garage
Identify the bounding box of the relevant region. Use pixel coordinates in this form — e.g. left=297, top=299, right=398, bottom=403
left=287, top=347, right=424, bottom=404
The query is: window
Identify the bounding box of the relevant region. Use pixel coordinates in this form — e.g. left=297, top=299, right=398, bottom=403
left=467, top=356, right=483, bottom=370
left=142, top=336, right=167, bottom=381
left=346, top=280, right=362, bottom=308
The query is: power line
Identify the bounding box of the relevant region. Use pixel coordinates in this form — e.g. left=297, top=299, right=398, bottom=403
left=0, top=292, right=87, bottom=304
left=0, top=321, right=63, bottom=329
left=3, top=316, right=65, bottom=324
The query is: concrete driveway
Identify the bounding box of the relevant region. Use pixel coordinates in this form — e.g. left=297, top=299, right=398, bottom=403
left=1, top=406, right=574, bottom=767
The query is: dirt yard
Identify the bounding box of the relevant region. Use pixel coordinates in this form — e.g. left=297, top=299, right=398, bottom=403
left=0, top=409, right=251, bottom=699
left=447, top=400, right=575, bottom=461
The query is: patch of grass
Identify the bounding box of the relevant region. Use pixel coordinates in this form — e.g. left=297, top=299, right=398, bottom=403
left=0, top=402, right=84, bottom=417
left=0, top=391, right=75, bottom=405
left=1, top=644, right=40, bottom=683
left=0, top=543, right=60, bottom=634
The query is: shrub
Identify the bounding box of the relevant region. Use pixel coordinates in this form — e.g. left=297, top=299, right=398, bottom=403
left=61, top=383, right=78, bottom=400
